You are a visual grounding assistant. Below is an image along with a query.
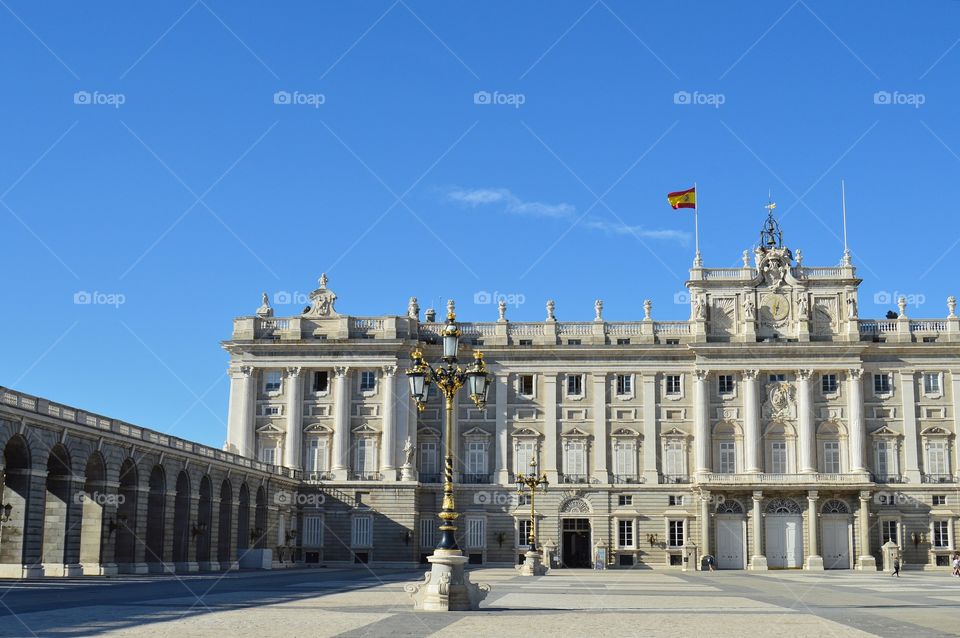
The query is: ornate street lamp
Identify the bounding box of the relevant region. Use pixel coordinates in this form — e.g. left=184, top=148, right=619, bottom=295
left=404, top=300, right=492, bottom=611
left=515, top=458, right=549, bottom=575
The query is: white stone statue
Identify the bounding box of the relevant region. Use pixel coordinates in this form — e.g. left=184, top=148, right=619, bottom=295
left=546, top=299, right=556, bottom=321
left=402, top=436, right=415, bottom=467
left=743, top=296, right=755, bottom=320
left=948, top=296, right=957, bottom=319
left=594, top=299, right=603, bottom=321
left=898, top=296, right=908, bottom=318
left=256, top=292, right=273, bottom=318
left=498, top=299, right=507, bottom=322
left=742, top=250, right=750, bottom=268
left=797, top=295, right=808, bottom=318
left=407, top=297, right=420, bottom=320
left=643, top=299, right=652, bottom=321
left=795, top=249, right=803, bottom=266
left=694, top=295, right=707, bottom=320
left=846, top=296, right=858, bottom=319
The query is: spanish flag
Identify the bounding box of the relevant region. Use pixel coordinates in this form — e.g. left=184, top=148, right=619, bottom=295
left=667, top=187, right=696, bottom=210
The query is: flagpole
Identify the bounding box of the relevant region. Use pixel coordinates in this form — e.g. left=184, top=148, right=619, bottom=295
left=841, top=179, right=851, bottom=266
left=693, top=181, right=702, bottom=267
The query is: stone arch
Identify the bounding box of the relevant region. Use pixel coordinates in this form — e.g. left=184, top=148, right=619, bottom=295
left=237, top=482, right=250, bottom=553
left=196, top=475, right=212, bottom=567
left=713, top=421, right=742, bottom=437
left=559, top=497, right=591, bottom=514
left=821, top=499, right=850, bottom=515
left=41, top=443, right=75, bottom=574
left=114, top=458, right=138, bottom=569
left=217, top=479, right=233, bottom=566
left=716, top=498, right=744, bottom=514
left=765, top=497, right=802, bottom=515
left=817, top=420, right=847, bottom=437
left=172, top=470, right=191, bottom=566
left=79, top=452, right=108, bottom=573
left=254, top=485, right=267, bottom=549
left=1, top=435, right=32, bottom=570
left=763, top=420, right=797, bottom=438
left=145, top=465, right=166, bottom=566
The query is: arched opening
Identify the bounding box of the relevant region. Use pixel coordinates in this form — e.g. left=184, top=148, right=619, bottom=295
left=115, top=459, right=138, bottom=570
left=217, top=480, right=233, bottom=566
left=1, top=436, right=32, bottom=574
left=145, top=465, right=166, bottom=568
left=254, top=486, right=267, bottom=549
left=764, top=497, right=803, bottom=569
left=41, top=444, right=74, bottom=575
left=172, top=471, right=191, bottom=566
left=237, top=483, right=250, bottom=555
left=79, top=453, right=107, bottom=574
left=196, top=476, right=212, bottom=568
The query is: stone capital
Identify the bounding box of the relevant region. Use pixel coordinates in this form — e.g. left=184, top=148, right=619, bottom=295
left=742, top=369, right=760, bottom=381
left=284, top=366, right=302, bottom=378
left=334, top=366, right=350, bottom=378
left=382, top=364, right=397, bottom=377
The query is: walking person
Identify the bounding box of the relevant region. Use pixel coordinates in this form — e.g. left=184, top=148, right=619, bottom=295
left=891, top=556, right=901, bottom=577
left=951, top=554, right=959, bottom=577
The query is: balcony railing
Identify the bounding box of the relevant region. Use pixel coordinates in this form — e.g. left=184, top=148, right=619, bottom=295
left=871, top=473, right=903, bottom=484
left=460, top=473, right=491, bottom=484
left=698, top=472, right=866, bottom=485
left=612, top=474, right=645, bottom=484
left=560, top=473, right=590, bottom=484
left=351, top=472, right=382, bottom=481
left=302, top=471, right=333, bottom=483
left=660, top=474, right=691, bottom=484
left=419, top=473, right=441, bottom=484
left=922, top=473, right=957, bottom=484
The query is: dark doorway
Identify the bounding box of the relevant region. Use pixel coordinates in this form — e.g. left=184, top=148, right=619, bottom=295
left=561, top=518, right=591, bottom=568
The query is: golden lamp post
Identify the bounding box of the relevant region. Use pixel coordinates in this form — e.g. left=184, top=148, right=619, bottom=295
left=403, top=300, right=492, bottom=611
left=515, top=458, right=549, bottom=575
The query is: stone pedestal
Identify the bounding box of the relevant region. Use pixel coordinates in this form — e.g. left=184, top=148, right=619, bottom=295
left=856, top=555, right=877, bottom=570
left=405, top=550, right=490, bottom=611
left=804, top=555, right=824, bottom=570
left=749, top=555, right=768, bottom=571
left=401, top=463, right=417, bottom=482
left=517, top=550, right=548, bottom=576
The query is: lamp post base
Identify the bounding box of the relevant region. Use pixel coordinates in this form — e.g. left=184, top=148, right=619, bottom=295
left=405, top=549, right=490, bottom=611
left=517, top=550, right=548, bottom=576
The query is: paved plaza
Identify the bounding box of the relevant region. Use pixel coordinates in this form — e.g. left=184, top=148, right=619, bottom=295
left=0, top=568, right=958, bottom=637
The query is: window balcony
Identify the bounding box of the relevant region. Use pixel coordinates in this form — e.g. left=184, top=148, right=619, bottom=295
left=460, top=473, right=491, bottom=484
left=560, top=473, right=589, bottom=484
left=660, top=474, right=691, bottom=484
left=922, top=473, right=957, bottom=484
left=303, top=471, right=333, bottom=483
left=697, top=473, right=866, bottom=485
left=612, top=474, right=645, bottom=484
left=351, top=471, right=382, bottom=481
left=419, top=473, right=442, bottom=484
left=871, top=473, right=903, bottom=484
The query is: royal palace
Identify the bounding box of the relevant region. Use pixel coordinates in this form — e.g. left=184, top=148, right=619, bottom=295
left=2, top=215, right=959, bottom=577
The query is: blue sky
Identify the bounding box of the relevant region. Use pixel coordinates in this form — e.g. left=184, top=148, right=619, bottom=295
left=2, top=1, right=959, bottom=448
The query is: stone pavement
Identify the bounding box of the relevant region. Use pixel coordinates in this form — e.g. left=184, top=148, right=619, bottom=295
left=1, top=568, right=959, bottom=637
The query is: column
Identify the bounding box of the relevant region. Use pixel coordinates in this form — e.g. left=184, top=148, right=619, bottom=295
left=592, top=373, right=609, bottom=483
left=699, top=492, right=710, bottom=560
left=805, top=491, right=823, bottom=570
left=331, top=366, right=351, bottom=480
left=642, top=374, right=659, bottom=483
left=952, top=372, right=960, bottom=480
left=743, top=370, right=761, bottom=473
left=283, top=367, right=303, bottom=470
left=226, top=365, right=256, bottom=457
left=749, top=491, right=767, bottom=570
left=857, top=491, right=877, bottom=569
left=847, top=369, right=867, bottom=473
left=494, top=371, right=509, bottom=484
left=797, top=370, right=815, bottom=473
left=380, top=365, right=398, bottom=481
left=694, top=370, right=711, bottom=475
left=900, top=370, right=922, bottom=483
left=543, top=373, right=559, bottom=483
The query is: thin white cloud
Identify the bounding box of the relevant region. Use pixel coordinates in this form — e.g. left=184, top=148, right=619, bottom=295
left=584, top=218, right=691, bottom=244
left=447, top=187, right=574, bottom=218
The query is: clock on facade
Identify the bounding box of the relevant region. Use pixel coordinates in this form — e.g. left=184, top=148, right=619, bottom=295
left=762, top=293, right=790, bottom=321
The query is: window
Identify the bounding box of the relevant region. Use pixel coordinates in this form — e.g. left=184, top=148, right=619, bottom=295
left=305, top=438, right=329, bottom=473
left=354, top=438, right=377, bottom=476
left=665, top=375, right=682, bottom=396
left=932, top=520, right=949, bottom=548
left=566, top=374, right=583, bottom=396
left=769, top=374, right=786, bottom=383
left=420, top=517, right=436, bottom=548
left=668, top=520, right=685, bottom=547
left=617, top=338, right=630, bottom=345
left=518, top=374, right=535, bottom=396
left=665, top=338, right=680, bottom=345
left=718, top=441, right=736, bottom=474
left=360, top=371, right=377, bottom=392
left=717, top=375, right=734, bottom=395
left=614, top=441, right=637, bottom=478
left=874, top=440, right=896, bottom=479
left=263, top=405, right=281, bottom=416
left=880, top=520, right=898, bottom=546
left=933, top=495, right=947, bottom=506
left=351, top=515, right=372, bottom=547
left=616, top=374, right=632, bottom=396
left=923, top=373, right=941, bottom=395
left=567, top=339, right=582, bottom=345
left=312, top=371, right=329, bottom=393
left=770, top=441, right=787, bottom=474
left=563, top=440, right=587, bottom=478
left=618, top=495, right=633, bottom=507
left=303, top=514, right=324, bottom=546
left=927, top=440, right=949, bottom=476
left=465, top=441, right=487, bottom=476
left=518, top=339, right=533, bottom=346
left=664, top=441, right=684, bottom=477
left=618, top=519, right=634, bottom=548
left=466, top=518, right=486, bottom=549
left=259, top=443, right=277, bottom=465
left=874, top=373, right=891, bottom=395
left=668, top=495, right=684, bottom=506
left=822, top=441, right=841, bottom=473
left=515, top=441, right=536, bottom=475
left=420, top=442, right=438, bottom=477
left=517, top=519, right=532, bottom=547
left=264, top=370, right=282, bottom=393
left=821, top=373, right=838, bottom=394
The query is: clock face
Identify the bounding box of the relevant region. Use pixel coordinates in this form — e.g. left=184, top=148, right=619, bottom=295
left=762, top=294, right=790, bottom=321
